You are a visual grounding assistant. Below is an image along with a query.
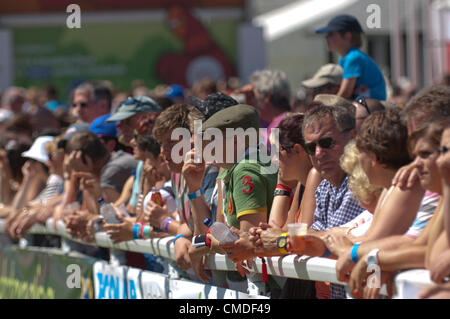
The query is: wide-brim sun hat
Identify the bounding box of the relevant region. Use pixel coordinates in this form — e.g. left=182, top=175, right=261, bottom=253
left=21, top=135, right=55, bottom=164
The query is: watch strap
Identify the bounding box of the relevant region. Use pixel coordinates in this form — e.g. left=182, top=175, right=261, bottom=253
left=277, top=232, right=289, bottom=254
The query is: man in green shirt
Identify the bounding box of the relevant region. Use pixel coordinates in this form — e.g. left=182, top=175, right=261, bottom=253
left=218, top=147, right=277, bottom=230
left=184, top=104, right=279, bottom=295
left=198, top=103, right=277, bottom=233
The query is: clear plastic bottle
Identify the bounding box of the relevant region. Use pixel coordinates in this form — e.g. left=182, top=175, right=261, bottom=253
left=203, top=217, right=239, bottom=244
left=98, top=198, right=120, bottom=224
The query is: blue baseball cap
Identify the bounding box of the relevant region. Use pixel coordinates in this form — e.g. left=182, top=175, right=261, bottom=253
left=315, top=15, right=363, bottom=34
left=165, top=84, right=184, bottom=99
left=107, top=96, right=161, bottom=122
left=90, top=114, right=118, bottom=138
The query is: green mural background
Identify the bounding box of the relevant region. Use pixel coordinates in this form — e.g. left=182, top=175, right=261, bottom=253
left=12, top=18, right=238, bottom=100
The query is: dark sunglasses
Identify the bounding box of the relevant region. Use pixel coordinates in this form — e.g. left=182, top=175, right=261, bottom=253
left=304, top=137, right=335, bottom=155
left=72, top=102, right=88, bottom=108
left=438, top=145, right=449, bottom=155
left=355, top=96, right=371, bottom=116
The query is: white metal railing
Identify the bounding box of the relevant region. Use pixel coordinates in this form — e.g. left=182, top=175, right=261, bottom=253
left=0, top=218, right=435, bottom=298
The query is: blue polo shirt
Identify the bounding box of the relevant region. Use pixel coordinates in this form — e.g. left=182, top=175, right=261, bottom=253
left=338, top=47, right=386, bottom=100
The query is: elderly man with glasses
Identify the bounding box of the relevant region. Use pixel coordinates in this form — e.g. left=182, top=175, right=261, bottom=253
left=302, top=102, right=364, bottom=299
left=71, top=82, right=111, bottom=124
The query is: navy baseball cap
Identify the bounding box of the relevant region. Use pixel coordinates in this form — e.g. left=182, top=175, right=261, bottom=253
left=315, top=15, right=363, bottom=34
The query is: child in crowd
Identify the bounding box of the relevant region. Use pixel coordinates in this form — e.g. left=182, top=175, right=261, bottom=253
left=316, top=14, right=386, bottom=101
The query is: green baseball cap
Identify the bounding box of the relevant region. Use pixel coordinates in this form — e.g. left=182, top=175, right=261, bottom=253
left=107, top=96, right=161, bottom=122
left=201, top=104, right=260, bottom=133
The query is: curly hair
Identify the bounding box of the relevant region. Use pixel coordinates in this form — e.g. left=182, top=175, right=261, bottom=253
left=340, top=140, right=383, bottom=205
left=356, top=108, right=410, bottom=170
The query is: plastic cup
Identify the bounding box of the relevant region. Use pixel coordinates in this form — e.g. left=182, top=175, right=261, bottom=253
left=287, top=223, right=308, bottom=252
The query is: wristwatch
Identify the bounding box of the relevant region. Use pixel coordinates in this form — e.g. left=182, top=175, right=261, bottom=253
left=365, top=248, right=380, bottom=266
left=276, top=232, right=289, bottom=254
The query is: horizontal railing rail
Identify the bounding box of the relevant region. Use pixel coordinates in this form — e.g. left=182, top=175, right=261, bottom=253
left=0, top=218, right=435, bottom=298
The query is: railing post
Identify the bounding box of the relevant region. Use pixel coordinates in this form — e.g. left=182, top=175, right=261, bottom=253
left=246, top=260, right=267, bottom=297
left=61, top=238, right=72, bottom=254
left=109, top=248, right=126, bottom=266
left=18, top=238, right=28, bottom=249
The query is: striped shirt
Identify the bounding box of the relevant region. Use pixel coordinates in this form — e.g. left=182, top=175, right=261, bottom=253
left=35, top=174, right=64, bottom=204
left=405, top=191, right=440, bottom=238
left=310, top=176, right=364, bottom=299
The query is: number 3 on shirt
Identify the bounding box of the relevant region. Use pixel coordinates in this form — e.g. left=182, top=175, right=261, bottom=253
left=241, top=176, right=254, bottom=194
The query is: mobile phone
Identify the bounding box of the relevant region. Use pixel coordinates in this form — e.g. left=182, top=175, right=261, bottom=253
left=192, top=234, right=207, bottom=248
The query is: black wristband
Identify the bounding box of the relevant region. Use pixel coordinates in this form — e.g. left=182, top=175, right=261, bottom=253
left=274, top=189, right=291, bottom=197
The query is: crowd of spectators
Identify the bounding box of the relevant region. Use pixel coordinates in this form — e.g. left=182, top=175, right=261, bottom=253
left=1, top=14, right=450, bottom=299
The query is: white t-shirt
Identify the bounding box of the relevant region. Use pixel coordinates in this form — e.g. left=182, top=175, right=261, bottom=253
left=341, top=210, right=373, bottom=237
left=142, top=180, right=177, bottom=214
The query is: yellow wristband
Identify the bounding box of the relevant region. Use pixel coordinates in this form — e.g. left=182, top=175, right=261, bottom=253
left=277, top=232, right=289, bottom=254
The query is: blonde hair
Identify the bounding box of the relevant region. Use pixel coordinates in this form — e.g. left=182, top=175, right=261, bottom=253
left=340, top=140, right=383, bottom=205
left=45, top=135, right=63, bottom=155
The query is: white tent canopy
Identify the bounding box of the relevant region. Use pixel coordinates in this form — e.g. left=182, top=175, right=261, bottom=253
left=252, top=0, right=358, bottom=41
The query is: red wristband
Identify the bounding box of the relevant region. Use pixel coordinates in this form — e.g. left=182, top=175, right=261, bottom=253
left=139, top=222, right=146, bottom=239
left=205, top=229, right=211, bottom=247
left=276, top=184, right=292, bottom=192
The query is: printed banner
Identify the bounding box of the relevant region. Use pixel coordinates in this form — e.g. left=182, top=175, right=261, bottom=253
left=168, top=276, right=267, bottom=299
left=126, top=267, right=143, bottom=299
left=0, top=245, right=95, bottom=299
left=140, top=270, right=168, bottom=299
left=93, top=261, right=128, bottom=299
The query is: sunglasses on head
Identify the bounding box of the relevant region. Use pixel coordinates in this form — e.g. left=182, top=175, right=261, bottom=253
left=304, top=136, right=335, bottom=155
left=438, top=145, right=449, bottom=155
left=72, top=102, right=88, bottom=108
left=355, top=96, right=371, bottom=116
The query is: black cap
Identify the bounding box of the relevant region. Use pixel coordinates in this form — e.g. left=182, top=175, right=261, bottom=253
left=315, top=14, right=363, bottom=34
left=188, top=92, right=238, bottom=120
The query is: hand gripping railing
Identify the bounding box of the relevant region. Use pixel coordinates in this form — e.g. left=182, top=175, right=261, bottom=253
left=0, top=218, right=435, bottom=298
